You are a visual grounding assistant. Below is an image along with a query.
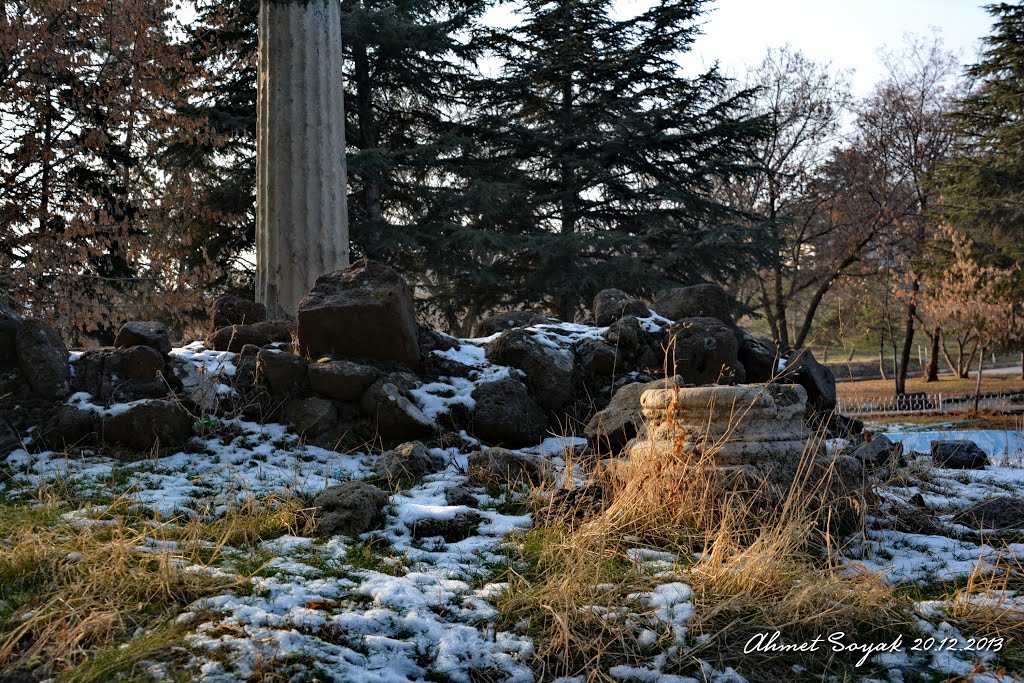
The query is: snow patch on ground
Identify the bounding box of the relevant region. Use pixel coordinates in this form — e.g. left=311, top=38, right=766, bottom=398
left=5, top=341, right=1024, bottom=680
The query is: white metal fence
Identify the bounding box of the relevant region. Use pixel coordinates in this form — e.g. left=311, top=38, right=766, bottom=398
left=837, top=390, right=1024, bottom=416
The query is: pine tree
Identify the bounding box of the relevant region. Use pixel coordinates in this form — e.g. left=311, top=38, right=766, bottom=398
left=941, top=3, right=1024, bottom=253
left=169, top=0, right=491, bottom=325
left=471, top=0, right=767, bottom=321
left=938, top=3, right=1024, bottom=374
left=342, top=0, right=494, bottom=331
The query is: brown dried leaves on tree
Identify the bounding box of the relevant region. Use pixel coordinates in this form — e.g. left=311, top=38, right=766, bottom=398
left=0, top=0, right=236, bottom=342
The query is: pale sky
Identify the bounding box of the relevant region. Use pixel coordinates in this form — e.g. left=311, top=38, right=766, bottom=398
left=685, top=0, right=994, bottom=95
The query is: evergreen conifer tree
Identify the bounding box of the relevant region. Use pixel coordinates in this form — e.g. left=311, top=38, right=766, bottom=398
left=941, top=2, right=1024, bottom=251
left=471, top=0, right=767, bottom=321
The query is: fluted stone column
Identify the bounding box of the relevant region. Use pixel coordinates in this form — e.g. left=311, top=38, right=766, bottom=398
left=257, top=0, right=349, bottom=319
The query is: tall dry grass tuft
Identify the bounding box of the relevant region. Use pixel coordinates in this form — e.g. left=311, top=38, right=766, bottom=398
left=500, top=376, right=906, bottom=681
left=941, top=551, right=1024, bottom=673
left=0, top=490, right=304, bottom=679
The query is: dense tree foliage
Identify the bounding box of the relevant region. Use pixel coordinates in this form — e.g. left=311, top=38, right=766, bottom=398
left=0, top=0, right=217, bottom=341
left=941, top=3, right=1024, bottom=251
left=937, top=2, right=1024, bottom=374
left=724, top=47, right=852, bottom=348
left=471, top=0, right=767, bottom=322
left=165, top=0, right=259, bottom=300
left=3, top=0, right=1021, bottom=371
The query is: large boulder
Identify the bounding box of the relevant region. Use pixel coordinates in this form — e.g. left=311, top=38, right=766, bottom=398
left=0, top=300, right=23, bottom=370
left=576, top=339, right=619, bottom=377
left=165, top=357, right=223, bottom=413
left=474, top=311, right=556, bottom=338
left=232, top=344, right=262, bottom=386
left=952, top=496, right=1024, bottom=531
left=851, top=434, right=905, bottom=469
left=738, top=332, right=779, bottom=383
left=592, top=289, right=649, bottom=327
left=307, top=359, right=382, bottom=401
left=361, top=373, right=434, bottom=441
left=102, top=400, right=193, bottom=452
left=16, top=319, right=70, bottom=400
left=0, top=418, right=21, bottom=456
left=485, top=328, right=574, bottom=411
left=470, top=378, right=547, bottom=447
left=467, top=448, right=552, bottom=487
left=585, top=378, right=680, bottom=455
left=784, top=349, right=836, bottom=413
left=312, top=481, right=389, bottom=536
left=445, top=486, right=479, bottom=507
left=603, top=317, right=642, bottom=355
left=206, top=320, right=294, bottom=353
left=211, top=295, right=266, bottom=329
left=38, top=406, right=100, bottom=450
left=114, top=321, right=172, bottom=356
left=284, top=397, right=337, bottom=437
left=297, top=259, right=419, bottom=365
left=652, top=284, right=733, bottom=325
left=931, top=440, right=989, bottom=469
left=256, top=349, right=308, bottom=395
left=71, top=346, right=169, bottom=404
left=374, top=441, right=448, bottom=484
left=664, top=317, right=739, bottom=385
left=417, top=324, right=461, bottom=356
left=408, top=510, right=482, bottom=542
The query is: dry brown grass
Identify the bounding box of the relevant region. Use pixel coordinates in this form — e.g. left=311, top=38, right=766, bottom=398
left=499, top=382, right=909, bottom=682
left=0, top=490, right=307, bottom=680
left=941, top=552, right=1024, bottom=676
left=837, top=373, right=1024, bottom=404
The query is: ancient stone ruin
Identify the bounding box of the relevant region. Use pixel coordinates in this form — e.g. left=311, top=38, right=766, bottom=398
left=1, top=259, right=868, bottom=516
left=611, top=382, right=866, bottom=528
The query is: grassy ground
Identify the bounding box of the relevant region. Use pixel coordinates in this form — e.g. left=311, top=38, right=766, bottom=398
left=836, top=372, right=1024, bottom=403
left=3, top=441, right=1022, bottom=682
left=0, top=485, right=306, bottom=681
left=2, top=388, right=1023, bottom=681
left=864, top=412, right=1024, bottom=429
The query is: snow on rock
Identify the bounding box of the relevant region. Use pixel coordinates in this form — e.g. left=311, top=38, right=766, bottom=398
left=6, top=341, right=1024, bottom=680
left=408, top=341, right=514, bottom=420
left=885, top=429, right=1024, bottom=465
left=170, top=341, right=238, bottom=377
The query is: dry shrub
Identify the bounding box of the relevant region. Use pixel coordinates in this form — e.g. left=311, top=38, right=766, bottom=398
left=500, top=381, right=906, bottom=681
left=0, top=490, right=304, bottom=679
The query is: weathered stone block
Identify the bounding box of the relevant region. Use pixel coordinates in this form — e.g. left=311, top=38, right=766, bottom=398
left=297, top=260, right=419, bottom=365
left=16, top=319, right=70, bottom=400
left=114, top=321, right=172, bottom=355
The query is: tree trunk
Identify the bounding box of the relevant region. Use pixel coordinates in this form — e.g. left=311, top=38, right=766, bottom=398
left=760, top=283, right=780, bottom=345
left=40, top=89, right=52, bottom=234
left=793, top=230, right=877, bottom=348
left=557, top=38, right=576, bottom=322
left=774, top=260, right=789, bottom=348
left=941, top=336, right=958, bottom=376
left=973, top=342, right=986, bottom=413
left=878, top=335, right=888, bottom=381
left=895, top=278, right=920, bottom=395
left=256, top=0, right=350, bottom=318
left=924, top=327, right=940, bottom=382
left=963, top=338, right=980, bottom=379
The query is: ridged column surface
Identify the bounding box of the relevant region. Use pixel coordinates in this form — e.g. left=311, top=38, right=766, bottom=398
left=257, top=0, right=349, bottom=319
